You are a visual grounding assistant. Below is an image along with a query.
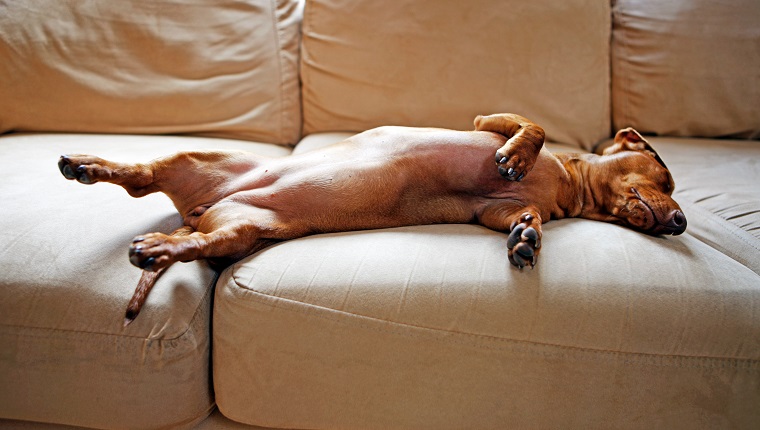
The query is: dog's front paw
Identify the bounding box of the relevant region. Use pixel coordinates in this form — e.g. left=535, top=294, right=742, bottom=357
left=507, top=212, right=542, bottom=269
left=494, top=145, right=536, bottom=182
left=58, top=155, right=109, bottom=185
left=128, top=233, right=178, bottom=271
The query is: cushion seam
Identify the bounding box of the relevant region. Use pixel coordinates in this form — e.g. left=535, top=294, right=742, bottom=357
left=227, top=280, right=760, bottom=369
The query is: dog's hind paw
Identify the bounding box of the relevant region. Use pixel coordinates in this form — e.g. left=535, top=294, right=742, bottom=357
left=128, top=233, right=179, bottom=271
left=506, top=212, right=542, bottom=269
left=58, top=155, right=109, bottom=185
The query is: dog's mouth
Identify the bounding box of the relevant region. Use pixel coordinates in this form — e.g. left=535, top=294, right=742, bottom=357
left=628, top=187, right=686, bottom=236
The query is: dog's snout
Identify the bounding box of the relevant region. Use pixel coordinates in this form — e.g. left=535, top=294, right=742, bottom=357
left=665, top=209, right=687, bottom=235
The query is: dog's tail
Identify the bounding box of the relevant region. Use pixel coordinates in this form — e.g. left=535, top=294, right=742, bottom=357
left=123, top=269, right=165, bottom=327
left=123, top=226, right=194, bottom=327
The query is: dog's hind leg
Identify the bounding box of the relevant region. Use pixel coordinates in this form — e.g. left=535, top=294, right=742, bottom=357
left=127, top=202, right=280, bottom=272
left=58, top=154, right=159, bottom=197
left=59, top=151, right=262, bottom=212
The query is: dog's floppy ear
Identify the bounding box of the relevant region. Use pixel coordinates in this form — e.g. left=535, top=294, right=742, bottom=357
left=604, top=128, right=668, bottom=170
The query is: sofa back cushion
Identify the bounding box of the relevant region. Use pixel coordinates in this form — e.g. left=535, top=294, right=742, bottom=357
left=0, top=0, right=302, bottom=145
left=612, top=0, right=760, bottom=139
left=301, top=0, right=611, bottom=150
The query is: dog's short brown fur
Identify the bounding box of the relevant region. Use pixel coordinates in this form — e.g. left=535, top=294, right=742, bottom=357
left=58, top=113, right=686, bottom=324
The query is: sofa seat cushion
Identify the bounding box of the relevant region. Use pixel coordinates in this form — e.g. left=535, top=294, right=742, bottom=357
left=0, top=133, right=289, bottom=429
left=214, top=220, right=760, bottom=429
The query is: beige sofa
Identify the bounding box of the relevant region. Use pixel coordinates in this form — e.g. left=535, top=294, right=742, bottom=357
left=1, top=0, right=758, bottom=429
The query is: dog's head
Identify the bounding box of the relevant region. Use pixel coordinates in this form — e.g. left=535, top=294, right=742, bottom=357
left=589, top=128, right=686, bottom=236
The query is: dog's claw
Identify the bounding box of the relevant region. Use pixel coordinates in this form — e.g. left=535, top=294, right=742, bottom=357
left=498, top=166, right=522, bottom=181
left=495, top=152, right=525, bottom=182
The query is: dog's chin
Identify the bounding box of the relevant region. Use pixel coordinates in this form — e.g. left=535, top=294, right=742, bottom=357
left=650, top=215, right=687, bottom=236
left=647, top=223, right=685, bottom=236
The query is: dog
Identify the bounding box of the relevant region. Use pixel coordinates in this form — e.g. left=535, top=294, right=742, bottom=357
left=58, top=113, right=686, bottom=325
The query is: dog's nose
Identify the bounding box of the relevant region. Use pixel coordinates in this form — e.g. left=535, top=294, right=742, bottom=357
left=665, top=209, right=687, bottom=235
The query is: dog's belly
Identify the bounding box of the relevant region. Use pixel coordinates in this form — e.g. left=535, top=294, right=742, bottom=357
left=230, top=159, right=480, bottom=234
left=224, top=128, right=511, bottom=233
left=218, top=126, right=564, bottom=235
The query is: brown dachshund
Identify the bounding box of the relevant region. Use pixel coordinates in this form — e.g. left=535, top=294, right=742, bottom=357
left=58, top=113, right=686, bottom=325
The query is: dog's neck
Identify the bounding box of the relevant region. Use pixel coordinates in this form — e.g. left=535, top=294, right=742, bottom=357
left=555, top=153, right=610, bottom=221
